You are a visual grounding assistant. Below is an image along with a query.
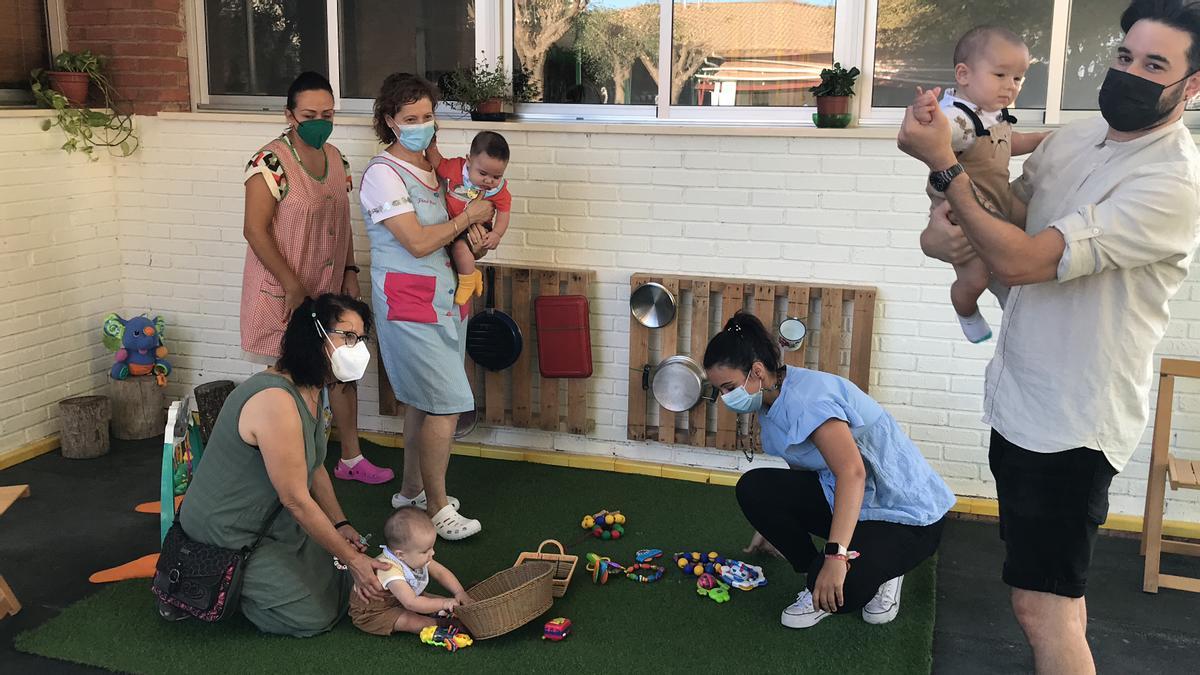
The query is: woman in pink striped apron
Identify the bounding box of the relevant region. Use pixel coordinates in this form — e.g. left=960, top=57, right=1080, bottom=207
left=240, top=72, right=393, bottom=485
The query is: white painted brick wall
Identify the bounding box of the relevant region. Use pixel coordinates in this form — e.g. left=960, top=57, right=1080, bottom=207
left=22, top=112, right=1200, bottom=521
left=0, top=116, right=123, bottom=454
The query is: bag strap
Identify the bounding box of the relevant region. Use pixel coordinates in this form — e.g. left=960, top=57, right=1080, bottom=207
left=244, top=502, right=284, bottom=558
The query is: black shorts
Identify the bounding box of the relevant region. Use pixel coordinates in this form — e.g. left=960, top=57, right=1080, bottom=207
left=988, top=429, right=1117, bottom=598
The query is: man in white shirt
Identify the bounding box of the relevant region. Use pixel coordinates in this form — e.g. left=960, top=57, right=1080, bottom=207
left=898, top=1, right=1200, bottom=673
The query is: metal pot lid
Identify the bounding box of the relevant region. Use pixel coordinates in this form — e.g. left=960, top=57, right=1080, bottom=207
left=630, top=282, right=676, bottom=328
left=454, top=409, right=478, bottom=439
left=651, top=355, right=704, bottom=413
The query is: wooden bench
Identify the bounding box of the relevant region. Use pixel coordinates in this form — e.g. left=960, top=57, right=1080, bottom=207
left=0, top=484, right=31, bottom=618
left=1141, top=359, right=1200, bottom=593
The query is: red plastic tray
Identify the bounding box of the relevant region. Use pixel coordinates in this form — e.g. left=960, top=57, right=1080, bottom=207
left=534, top=295, right=592, bottom=378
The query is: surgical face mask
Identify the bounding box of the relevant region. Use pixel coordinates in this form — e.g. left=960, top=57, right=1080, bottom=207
left=393, top=119, right=436, bottom=152
left=720, top=371, right=763, bottom=414
left=295, top=118, right=333, bottom=149
left=314, top=318, right=370, bottom=382
left=1098, top=67, right=1191, bottom=133
left=462, top=162, right=502, bottom=198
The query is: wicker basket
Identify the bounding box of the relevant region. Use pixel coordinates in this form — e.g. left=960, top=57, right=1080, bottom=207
left=513, top=539, right=578, bottom=598
left=456, top=561, right=555, bottom=639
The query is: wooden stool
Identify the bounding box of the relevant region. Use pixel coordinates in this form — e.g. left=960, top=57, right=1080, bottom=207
left=110, top=375, right=166, bottom=440
left=1141, top=358, right=1200, bottom=593
left=58, top=395, right=112, bottom=459
left=0, top=484, right=31, bottom=618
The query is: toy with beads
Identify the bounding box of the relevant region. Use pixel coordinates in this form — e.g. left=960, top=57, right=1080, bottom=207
left=672, top=551, right=728, bottom=577
left=580, top=509, right=627, bottom=539
left=624, top=562, right=664, bottom=583
left=585, top=552, right=624, bottom=584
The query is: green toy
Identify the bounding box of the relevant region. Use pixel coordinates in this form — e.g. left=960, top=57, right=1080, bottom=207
left=697, top=577, right=731, bottom=603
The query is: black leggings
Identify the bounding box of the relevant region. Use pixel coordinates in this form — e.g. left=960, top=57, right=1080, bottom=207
left=736, top=468, right=946, bottom=613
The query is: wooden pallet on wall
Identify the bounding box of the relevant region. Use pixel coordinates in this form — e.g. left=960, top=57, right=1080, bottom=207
left=627, top=273, right=877, bottom=451
left=378, top=263, right=595, bottom=435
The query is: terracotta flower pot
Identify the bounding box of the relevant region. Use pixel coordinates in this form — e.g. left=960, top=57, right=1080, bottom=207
left=815, top=95, right=850, bottom=116
left=47, top=71, right=90, bottom=106
left=476, top=98, right=503, bottom=114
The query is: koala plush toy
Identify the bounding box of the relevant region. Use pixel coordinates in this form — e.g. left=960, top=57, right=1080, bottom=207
left=102, top=313, right=171, bottom=384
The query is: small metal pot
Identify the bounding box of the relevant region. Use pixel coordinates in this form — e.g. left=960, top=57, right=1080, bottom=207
left=642, top=355, right=717, bottom=412
left=777, top=317, right=807, bottom=352
left=630, top=282, right=676, bottom=328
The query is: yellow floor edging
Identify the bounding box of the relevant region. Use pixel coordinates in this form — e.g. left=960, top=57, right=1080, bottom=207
left=0, top=435, right=60, bottom=471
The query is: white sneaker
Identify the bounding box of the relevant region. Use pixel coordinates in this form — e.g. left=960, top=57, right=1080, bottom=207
left=781, top=589, right=831, bottom=629
left=862, top=575, right=904, bottom=625
left=430, top=504, right=482, bottom=541
left=391, top=490, right=460, bottom=511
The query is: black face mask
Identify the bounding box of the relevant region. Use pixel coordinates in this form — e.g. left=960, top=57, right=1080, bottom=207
left=1098, top=67, right=1192, bottom=132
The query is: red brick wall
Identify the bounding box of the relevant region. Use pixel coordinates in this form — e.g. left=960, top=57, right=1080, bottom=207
left=65, top=0, right=190, bottom=115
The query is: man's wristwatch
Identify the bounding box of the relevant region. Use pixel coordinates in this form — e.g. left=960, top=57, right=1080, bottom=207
left=929, top=163, right=964, bottom=192
left=823, top=542, right=848, bottom=557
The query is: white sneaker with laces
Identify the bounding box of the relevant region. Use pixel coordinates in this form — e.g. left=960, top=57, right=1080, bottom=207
left=781, top=589, right=831, bottom=629
left=862, top=575, right=904, bottom=625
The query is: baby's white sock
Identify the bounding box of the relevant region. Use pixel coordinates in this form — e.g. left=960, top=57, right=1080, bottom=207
left=957, top=310, right=993, bottom=344
left=340, top=454, right=363, bottom=467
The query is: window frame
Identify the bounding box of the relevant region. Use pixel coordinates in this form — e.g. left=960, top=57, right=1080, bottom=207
left=187, top=0, right=1200, bottom=129
left=1, top=0, right=66, bottom=106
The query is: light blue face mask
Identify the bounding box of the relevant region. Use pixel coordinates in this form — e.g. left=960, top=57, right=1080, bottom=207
left=394, top=119, right=435, bottom=152
left=720, top=371, right=764, bottom=414
left=462, top=163, right=503, bottom=198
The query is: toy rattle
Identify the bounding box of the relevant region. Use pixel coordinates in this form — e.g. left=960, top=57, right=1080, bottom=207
left=697, top=576, right=731, bottom=603
left=581, top=509, right=627, bottom=540
left=624, top=562, right=664, bottom=584
left=673, top=551, right=728, bottom=577
left=420, top=624, right=473, bottom=652
left=720, top=559, right=768, bottom=591
left=585, top=552, right=624, bottom=584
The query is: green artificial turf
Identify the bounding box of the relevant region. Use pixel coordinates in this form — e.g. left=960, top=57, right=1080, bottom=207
left=16, top=440, right=936, bottom=674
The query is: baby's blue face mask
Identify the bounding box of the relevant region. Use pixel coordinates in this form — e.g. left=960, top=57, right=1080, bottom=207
left=462, top=162, right=503, bottom=198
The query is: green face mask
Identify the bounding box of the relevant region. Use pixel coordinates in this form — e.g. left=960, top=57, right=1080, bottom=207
left=296, top=118, right=333, bottom=149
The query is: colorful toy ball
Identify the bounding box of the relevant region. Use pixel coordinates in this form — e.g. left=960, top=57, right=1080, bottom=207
left=697, top=573, right=718, bottom=590
left=610, top=529, right=621, bottom=540
left=692, top=564, right=704, bottom=576
left=604, top=514, right=615, bottom=526
left=543, top=617, right=572, bottom=641
left=614, top=513, right=626, bottom=524
left=582, top=515, right=595, bottom=529
left=707, top=551, right=719, bottom=562
left=677, top=557, right=689, bottom=569
left=691, top=552, right=701, bottom=562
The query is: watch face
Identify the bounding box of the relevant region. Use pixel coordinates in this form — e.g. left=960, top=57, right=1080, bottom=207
left=824, top=542, right=840, bottom=556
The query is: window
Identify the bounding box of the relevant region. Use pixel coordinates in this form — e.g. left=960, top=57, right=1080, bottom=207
left=1, top=0, right=50, bottom=105
left=203, top=0, right=327, bottom=96
left=513, top=0, right=659, bottom=105
left=1062, top=0, right=1123, bottom=110
left=673, top=0, right=836, bottom=107
left=339, top=0, right=475, bottom=99
left=871, top=0, right=1053, bottom=110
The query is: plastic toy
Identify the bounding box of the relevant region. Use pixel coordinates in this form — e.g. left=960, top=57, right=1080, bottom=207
left=697, top=578, right=731, bottom=603
left=543, top=617, right=572, bottom=641
left=673, top=551, right=728, bottom=577
left=624, top=563, right=664, bottom=583
left=720, top=559, right=768, bottom=591
left=635, top=548, right=662, bottom=562
left=420, top=624, right=473, bottom=652
left=102, top=313, right=171, bottom=385
left=585, top=552, right=624, bottom=584
left=581, top=509, right=626, bottom=539
left=697, top=572, right=719, bottom=590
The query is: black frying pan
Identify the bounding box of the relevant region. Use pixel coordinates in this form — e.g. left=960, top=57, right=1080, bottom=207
left=466, top=266, right=522, bottom=371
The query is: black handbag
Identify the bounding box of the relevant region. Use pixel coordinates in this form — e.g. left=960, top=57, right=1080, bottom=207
left=151, top=503, right=283, bottom=622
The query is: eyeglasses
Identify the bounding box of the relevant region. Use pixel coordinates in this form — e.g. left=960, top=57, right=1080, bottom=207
left=328, top=329, right=370, bottom=347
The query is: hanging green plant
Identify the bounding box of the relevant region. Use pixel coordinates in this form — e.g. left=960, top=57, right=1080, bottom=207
left=31, top=50, right=139, bottom=161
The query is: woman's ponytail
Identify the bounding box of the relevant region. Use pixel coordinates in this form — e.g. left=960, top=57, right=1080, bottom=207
left=702, top=311, right=781, bottom=374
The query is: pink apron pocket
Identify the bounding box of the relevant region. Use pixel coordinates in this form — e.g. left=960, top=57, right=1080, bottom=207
left=383, top=272, right=437, bottom=323
left=459, top=303, right=470, bottom=322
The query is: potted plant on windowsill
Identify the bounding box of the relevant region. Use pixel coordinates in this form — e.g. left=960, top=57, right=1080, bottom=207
left=30, top=50, right=139, bottom=161
left=809, top=62, right=860, bottom=129
left=44, top=50, right=101, bottom=106
left=441, top=58, right=539, bottom=122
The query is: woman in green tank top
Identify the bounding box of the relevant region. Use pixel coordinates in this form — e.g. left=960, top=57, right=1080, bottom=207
left=172, top=294, right=391, bottom=636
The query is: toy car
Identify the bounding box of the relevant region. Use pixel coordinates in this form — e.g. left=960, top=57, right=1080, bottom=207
left=543, top=617, right=572, bottom=641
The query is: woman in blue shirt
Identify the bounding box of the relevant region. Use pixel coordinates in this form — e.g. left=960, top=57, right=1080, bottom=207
left=704, top=312, right=955, bottom=629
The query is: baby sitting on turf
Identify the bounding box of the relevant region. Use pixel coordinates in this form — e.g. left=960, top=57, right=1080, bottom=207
left=349, top=507, right=472, bottom=636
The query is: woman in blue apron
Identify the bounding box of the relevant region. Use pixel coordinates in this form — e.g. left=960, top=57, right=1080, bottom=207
left=704, top=312, right=954, bottom=630
left=358, top=73, right=493, bottom=540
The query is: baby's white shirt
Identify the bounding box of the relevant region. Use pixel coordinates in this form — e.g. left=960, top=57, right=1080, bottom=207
left=940, top=88, right=1010, bottom=153
left=377, top=548, right=431, bottom=596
